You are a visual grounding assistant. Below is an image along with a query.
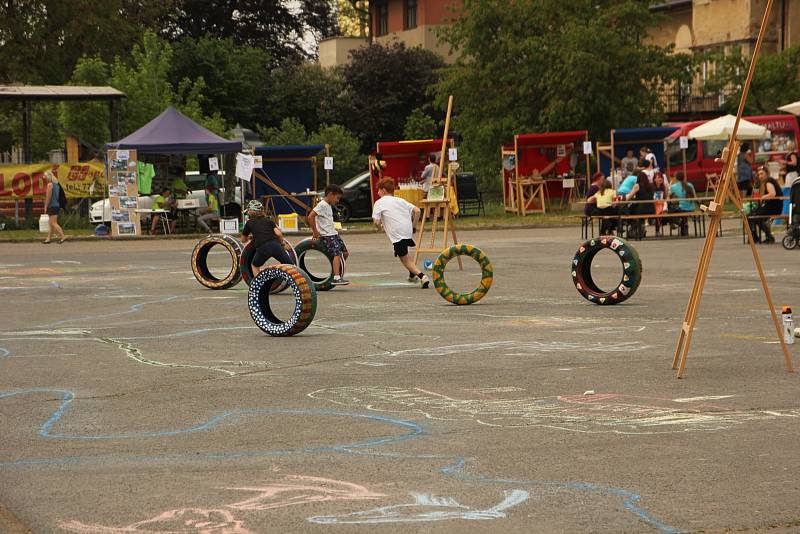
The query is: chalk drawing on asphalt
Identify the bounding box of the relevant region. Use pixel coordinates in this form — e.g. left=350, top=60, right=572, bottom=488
left=307, top=489, right=530, bottom=524
left=227, top=476, right=384, bottom=511
left=308, top=386, right=800, bottom=434
left=59, top=508, right=253, bottom=534
left=366, top=340, right=654, bottom=359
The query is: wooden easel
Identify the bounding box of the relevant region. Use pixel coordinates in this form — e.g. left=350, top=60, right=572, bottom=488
left=672, top=0, right=794, bottom=378
left=413, top=95, right=462, bottom=269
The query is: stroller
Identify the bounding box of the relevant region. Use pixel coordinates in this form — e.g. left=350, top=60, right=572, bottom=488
left=782, top=180, right=800, bottom=249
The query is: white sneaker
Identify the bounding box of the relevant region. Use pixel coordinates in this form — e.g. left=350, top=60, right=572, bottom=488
left=332, top=276, right=350, bottom=286
left=419, top=274, right=430, bottom=289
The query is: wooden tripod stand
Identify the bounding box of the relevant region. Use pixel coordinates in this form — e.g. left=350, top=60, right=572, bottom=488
left=413, top=161, right=462, bottom=269
left=672, top=0, right=794, bottom=378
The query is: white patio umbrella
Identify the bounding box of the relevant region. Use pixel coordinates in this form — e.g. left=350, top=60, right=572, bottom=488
left=688, top=114, right=770, bottom=141
left=778, top=101, right=800, bottom=115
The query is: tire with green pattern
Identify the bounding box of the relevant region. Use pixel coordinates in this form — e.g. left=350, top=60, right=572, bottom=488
left=294, top=238, right=338, bottom=292
left=248, top=264, right=317, bottom=336
left=240, top=239, right=298, bottom=294
left=571, top=236, right=642, bottom=305
left=190, top=234, right=244, bottom=290
left=432, top=244, right=494, bottom=305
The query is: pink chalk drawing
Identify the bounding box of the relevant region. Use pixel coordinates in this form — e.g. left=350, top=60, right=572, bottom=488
left=227, top=475, right=385, bottom=511
left=58, top=476, right=384, bottom=533
left=58, top=508, right=252, bottom=534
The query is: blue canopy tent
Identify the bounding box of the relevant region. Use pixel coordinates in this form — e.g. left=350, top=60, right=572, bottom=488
left=252, top=145, right=326, bottom=216
left=597, top=127, right=679, bottom=176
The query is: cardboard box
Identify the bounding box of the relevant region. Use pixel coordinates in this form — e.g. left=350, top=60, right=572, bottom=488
left=177, top=198, right=199, bottom=209
left=278, top=213, right=299, bottom=233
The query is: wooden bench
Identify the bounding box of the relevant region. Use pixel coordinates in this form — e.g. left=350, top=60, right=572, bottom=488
left=580, top=211, right=711, bottom=240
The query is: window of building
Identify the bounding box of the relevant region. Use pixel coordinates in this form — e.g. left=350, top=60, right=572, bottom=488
left=377, top=2, right=389, bottom=36
left=405, top=0, right=417, bottom=30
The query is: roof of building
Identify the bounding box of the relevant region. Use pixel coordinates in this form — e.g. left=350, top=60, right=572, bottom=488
left=650, top=0, right=692, bottom=12
left=0, top=85, right=125, bottom=100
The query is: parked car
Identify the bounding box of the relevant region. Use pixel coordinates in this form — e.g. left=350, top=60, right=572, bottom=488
left=332, top=171, right=372, bottom=223
left=89, top=171, right=241, bottom=224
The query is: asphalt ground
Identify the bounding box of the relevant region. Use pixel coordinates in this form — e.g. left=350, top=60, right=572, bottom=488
left=1, top=226, right=799, bottom=534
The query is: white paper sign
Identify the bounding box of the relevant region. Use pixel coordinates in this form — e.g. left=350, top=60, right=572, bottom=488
left=679, top=136, right=689, bottom=150
left=583, top=141, right=593, bottom=155
left=557, top=144, right=566, bottom=157
left=254, top=156, right=263, bottom=169
left=208, top=157, right=219, bottom=171
left=116, top=150, right=130, bottom=161
left=324, top=157, right=334, bottom=170
left=563, top=178, right=575, bottom=189
left=448, top=148, right=458, bottom=161
left=235, top=153, right=254, bottom=182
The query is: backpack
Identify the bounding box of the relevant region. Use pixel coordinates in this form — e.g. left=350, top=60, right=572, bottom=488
left=58, top=183, right=67, bottom=209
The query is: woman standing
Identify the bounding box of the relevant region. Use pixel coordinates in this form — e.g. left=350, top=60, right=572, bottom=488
left=783, top=140, right=798, bottom=187
left=43, top=171, right=66, bottom=244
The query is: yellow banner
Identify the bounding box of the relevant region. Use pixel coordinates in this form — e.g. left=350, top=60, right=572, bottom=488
left=0, top=162, right=106, bottom=199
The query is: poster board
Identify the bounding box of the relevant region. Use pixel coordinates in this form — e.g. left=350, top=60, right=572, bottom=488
left=107, top=149, right=141, bottom=237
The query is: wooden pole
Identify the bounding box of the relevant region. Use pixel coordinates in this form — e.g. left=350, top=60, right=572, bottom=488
left=325, top=144, right=331, bottom=186
left=438, top=95, right=454, bottom=182
left=672, top=0, right=793, bottom=378
left=682, top=147, right=688, bottom=179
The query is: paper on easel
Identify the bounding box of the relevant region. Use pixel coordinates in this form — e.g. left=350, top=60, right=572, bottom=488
left=448, top=148, right=458, bottom=161
left=563, top=178, right=575, bottom=188
left=235, top=153, right=254, bottom=181
left=583, top=141, right=593, bottom=155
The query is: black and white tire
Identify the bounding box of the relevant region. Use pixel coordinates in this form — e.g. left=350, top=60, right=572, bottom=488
left=248, top=264, right=317, bottom=337
left=294, top=238, right=338, bottom=291
left=240, top=240, right=298, bottom=294
left=190, top=234, right=244, bottom=290
left=571, top=236, right=642, bottom=305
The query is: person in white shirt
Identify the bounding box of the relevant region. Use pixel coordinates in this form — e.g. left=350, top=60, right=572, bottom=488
left=372, top=177, right=431, bottom=288
left=419, top=154, right=440, bottom=193
left=639, top=147, right=658, bottom=171
left=307, top=184, right=349, bottom=285
left=640, top=157, right=656, bottom=183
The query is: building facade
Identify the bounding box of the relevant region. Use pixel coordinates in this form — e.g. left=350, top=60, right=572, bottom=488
left=369, top=0, right=461, bottom=62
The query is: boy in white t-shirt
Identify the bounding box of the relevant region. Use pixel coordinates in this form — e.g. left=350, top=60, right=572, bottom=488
left=308, top=184, right=349, bottom=285
left=372, top=178, right=430, bottom=288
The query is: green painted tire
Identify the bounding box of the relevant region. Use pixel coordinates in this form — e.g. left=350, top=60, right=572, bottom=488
left=432, top=244, right=494, bottom=305
left=190, top=234, right=244, bottom=290
left=294, top=238, right=337, bottom=292
left=240, top=239, right=297, bottom=294
left=248, top=264, right=317, bottom=336
left=571, top=236, right=642, bottom=305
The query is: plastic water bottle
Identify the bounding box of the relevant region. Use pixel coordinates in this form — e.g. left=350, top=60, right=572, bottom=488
left=782, top=306, right=795, bottom=345
left=423, top=259, right=433, bottom=271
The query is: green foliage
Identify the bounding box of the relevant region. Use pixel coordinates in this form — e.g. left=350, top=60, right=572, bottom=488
left=700, top=45, right=800, bottom=115
left=309, top=124, right=364, bottom=183
left=265, top=64, right=346, bottom=133
left=342, top=42, right=446, bottom=151
left=59, top=57, right=111, bottom=153
left=257, top=118, right=309, bottom=146
left=435, top=0, right=691, bottom=191
left=403, top=108, right=438, bottom=140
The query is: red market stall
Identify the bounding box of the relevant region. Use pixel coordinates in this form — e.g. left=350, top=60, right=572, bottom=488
left=369, top=138, right=454, bottom=205
left=501, top=130, right=590, bottom=215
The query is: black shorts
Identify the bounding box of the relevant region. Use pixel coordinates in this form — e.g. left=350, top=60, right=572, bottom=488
left=392, top=238, right=416, bottom=257
left=46, top=206, right=60, bottom=216
left=252, top=240, right=293, bottom=267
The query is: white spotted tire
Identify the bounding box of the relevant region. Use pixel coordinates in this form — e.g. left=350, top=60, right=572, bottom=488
left=248, top=264, right=317, bottom=337
left=571, top=236, right=642, bottom=305
left=190, top=234, right=244, bottom=290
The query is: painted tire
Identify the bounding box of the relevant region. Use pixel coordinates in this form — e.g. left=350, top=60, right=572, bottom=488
left=248, top=264, right=317, bottom=337
left=190, top=234, right=244, bottom=290
left=571, top=236, right=642, bottom=305
left=240, top=240, right=298, bottom=294
left=432, top=244, right=494, bottom=305
left=294, top=238, right=337, bottom=291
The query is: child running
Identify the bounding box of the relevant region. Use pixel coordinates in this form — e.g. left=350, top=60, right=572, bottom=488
left=308, top=184, right=349, bottom=285
left=372, top=177, right=430, bottom=288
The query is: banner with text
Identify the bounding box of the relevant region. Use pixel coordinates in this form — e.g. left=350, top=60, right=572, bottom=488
left=0, top=162, right=106, bottom=199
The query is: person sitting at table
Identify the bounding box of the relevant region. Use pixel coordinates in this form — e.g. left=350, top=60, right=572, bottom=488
left=651, top=172, right=670, bottom=232
left=616, top=171, right=638, bottom=197
left=584, top=172, right=604, bottom=216
left=639, top=157, right=656, bottom=182
left=420, top=154, right=439, bottom=193
left=747, top=166, right=783, bottom=244
left=197, top=185, right=221, bottom=233
left=150, top=186, right=177, bottom=235
left=625, top=172, right=655, bottom=239
left=171, top=174, right=190, bottom=200
left=669, top=172, right=696, bottom=237
left=587, top=179, right=617, bottom=235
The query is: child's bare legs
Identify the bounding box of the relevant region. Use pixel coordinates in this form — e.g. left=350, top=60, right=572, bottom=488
left=399, top=254, right=421, bottom=276
left=332, top=256, right=342, bottom=277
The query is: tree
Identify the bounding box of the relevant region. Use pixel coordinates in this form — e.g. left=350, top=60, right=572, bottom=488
left=265, top=64, right=347, bottom=134
left=257, top=118, right=309, bottom=146
left=435, top=0, right=691, bottom=190
left=60, top=57, right=111, bottom=153
left=342, top=42, right=446, bottom=151
left=403, top=108, right=438, bottom=140
left=700, top=45, right=800, bottom=115
left=170, top=37, right=273, bottom=128
left=337, top=0, right=369, bottom=37
left=309, top=124, right=364, bottom=183
left=0, top=0, right=174, bottom=84
left=159, top=0, right=338, bottom=63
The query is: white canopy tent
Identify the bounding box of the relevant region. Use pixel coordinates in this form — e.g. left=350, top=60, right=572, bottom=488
left=777, top=101, right=800, bottom=116
left=688, top=114, right=770, bottom=141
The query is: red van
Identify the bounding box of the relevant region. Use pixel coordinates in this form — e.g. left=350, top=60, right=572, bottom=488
left=664, top=114, right=800, bottom=191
